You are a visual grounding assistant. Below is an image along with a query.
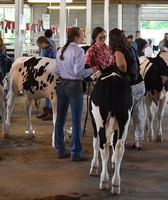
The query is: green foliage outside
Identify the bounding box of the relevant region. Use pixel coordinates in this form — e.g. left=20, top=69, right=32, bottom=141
left=142, top=21, right=168, bottom=30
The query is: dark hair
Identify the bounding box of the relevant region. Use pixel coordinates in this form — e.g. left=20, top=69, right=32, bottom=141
left=37, top=36, right=51, bottom=45
left=109, top=28, right=129, bottom=53
left=148, top=38, right=152, bottom=45
left=59, top=27, right=81, bottom=60
left=127, top=34, right=133, bottom=40
left=136, top=30, right=140, bottom=33
left=44, top=29, right=53, bottom=38
left=91, top=26, right=106, bottom=45
left=0, top=37, right=5, bottom=53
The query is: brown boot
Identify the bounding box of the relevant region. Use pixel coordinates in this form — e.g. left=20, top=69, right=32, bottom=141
left=42, top=109, right=53, bottom=121
left=36, top=107, right=49, bottom=119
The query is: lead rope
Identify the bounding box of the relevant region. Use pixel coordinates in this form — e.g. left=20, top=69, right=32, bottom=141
left=82, top=82, right=91, bottom=137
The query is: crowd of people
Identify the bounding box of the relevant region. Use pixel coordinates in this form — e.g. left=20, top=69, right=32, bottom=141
left=0, top=26, right=168, bottom=161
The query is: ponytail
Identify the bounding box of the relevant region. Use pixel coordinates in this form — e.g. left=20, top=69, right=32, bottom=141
left=59, top=41, right=70, bottom=60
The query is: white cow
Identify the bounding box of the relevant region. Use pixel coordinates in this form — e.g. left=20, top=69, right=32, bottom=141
left=5, top=56, right=58, bottom=147
left=139, top=52, right=168, bottom=142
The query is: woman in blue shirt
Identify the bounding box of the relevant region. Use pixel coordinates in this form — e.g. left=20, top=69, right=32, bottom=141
left=54, top=27, right=97, bottom=161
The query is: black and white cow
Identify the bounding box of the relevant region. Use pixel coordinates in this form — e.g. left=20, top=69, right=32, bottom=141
left=89, top=67, right=132, bottom=194
left=0, top=56, right=12, bottom=138
left=5, top=56, right=58, bottom=147
left=139, top=52, right=168, bottom=142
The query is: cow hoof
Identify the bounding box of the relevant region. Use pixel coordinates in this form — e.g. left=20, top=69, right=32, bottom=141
left=90, top=167, right=98, bottom=176
left=156, top=135, right=163, bottom=142
left=99, top=181, right=109, bottom=190
left=111, top=185, right=120, bottom=195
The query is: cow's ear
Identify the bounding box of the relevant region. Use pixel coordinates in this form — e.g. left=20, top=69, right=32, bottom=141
left=161, top=75, right=168, bottom=85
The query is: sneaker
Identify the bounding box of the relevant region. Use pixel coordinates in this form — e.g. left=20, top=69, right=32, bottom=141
left=71, top=156, right=89, bottom=162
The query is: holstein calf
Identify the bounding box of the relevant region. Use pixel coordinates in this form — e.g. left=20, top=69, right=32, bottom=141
left=5, top=56, right=58, bottom=147
left=89, top=67, right=132, bottom=194
left=139, top=52, right=168, bottom=142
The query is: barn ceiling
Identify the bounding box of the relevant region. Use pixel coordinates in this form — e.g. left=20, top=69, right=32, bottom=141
left=0, top=0, right=168, bottom=4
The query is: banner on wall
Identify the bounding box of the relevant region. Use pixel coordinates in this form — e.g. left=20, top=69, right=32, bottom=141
left=42, top=14, right=50, bottom=30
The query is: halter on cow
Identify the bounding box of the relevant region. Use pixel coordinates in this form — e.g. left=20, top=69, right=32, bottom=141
left=139, top=52, right=168, bottom=142
left=89, top=66, right=132, bottom=194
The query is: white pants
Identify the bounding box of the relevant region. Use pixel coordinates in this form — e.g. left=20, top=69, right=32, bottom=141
left=131, top=81, right=145, bottom=141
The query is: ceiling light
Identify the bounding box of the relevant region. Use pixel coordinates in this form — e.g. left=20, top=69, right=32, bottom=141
left=47, top=6, right=86, bottom=10
left=28, top=0, right=73, bottom=3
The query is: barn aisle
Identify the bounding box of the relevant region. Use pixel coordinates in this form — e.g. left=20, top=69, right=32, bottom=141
left=0, top=95, right=168, bottom=200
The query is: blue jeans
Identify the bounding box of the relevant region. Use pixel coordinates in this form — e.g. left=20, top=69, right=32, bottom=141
left=45, top=98, right=51, bottom=109
left=54, top=80, right=83, bottom=158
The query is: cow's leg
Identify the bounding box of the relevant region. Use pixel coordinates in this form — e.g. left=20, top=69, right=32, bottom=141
left=25, top=97, right=34, bottom=137
left=155, top=97, right=167, bottom=142
left=111, top=111, right=131, bottom=195
left=99, top=143, right=109, bottom=190
left=90, top=136, right=99, bottom=176
left=111, top=139, right=123, bottom=195
left=145, top=97, right=155, bottom=142
left=5, top=86, right=17, bottom=138
left=51, top=97, right=57, bottom=147
left=110, top=130, right=118, bottom=169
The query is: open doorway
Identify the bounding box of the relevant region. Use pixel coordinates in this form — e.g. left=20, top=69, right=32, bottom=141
left=140, top=4, right=168, bottom=50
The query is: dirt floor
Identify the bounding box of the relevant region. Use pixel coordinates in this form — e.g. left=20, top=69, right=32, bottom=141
left=0, top=95, right=168, bottom=200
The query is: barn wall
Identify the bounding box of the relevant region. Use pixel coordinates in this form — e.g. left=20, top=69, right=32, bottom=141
left=31, top=4, right=140, bottom=46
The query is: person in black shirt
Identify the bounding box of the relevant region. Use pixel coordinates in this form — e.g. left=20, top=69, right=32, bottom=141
left=135, top=31, right=148, bottom=57
left=109, top=28, right=145, bottom=150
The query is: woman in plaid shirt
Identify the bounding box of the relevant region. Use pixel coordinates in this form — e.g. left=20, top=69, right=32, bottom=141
left=85, top=27, right=115, bottom=70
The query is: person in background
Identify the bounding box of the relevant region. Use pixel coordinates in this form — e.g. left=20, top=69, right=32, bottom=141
left=54, top=27, right=97, bottom=161
left=0, top=37, right=8, bottom=82
left=38, top=29, right=57, bottom=57
left=144, top=38, right=153, bottom=57
left=85, top=26, right=115, bottom=70
left=158, top=33, right=168, bottom=52
left=109, top=28, right=145, bottom=150
left=36, top=36, right=56, bottom=121
left=127, top=34, right=137, bottom=51
left=135, top=30, right=148, bottom=57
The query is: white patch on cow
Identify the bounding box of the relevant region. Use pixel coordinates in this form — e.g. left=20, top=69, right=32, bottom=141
left=105, top=113, right=118, bottom=143
left=101, top=72, right=120, bottom=80
left=139, top=57, right=153, bottom=79
left=91, top=101, right=104, bottom=132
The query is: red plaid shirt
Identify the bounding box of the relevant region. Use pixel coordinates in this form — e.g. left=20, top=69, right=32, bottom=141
left=85, top=43, right=115, bottom=69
